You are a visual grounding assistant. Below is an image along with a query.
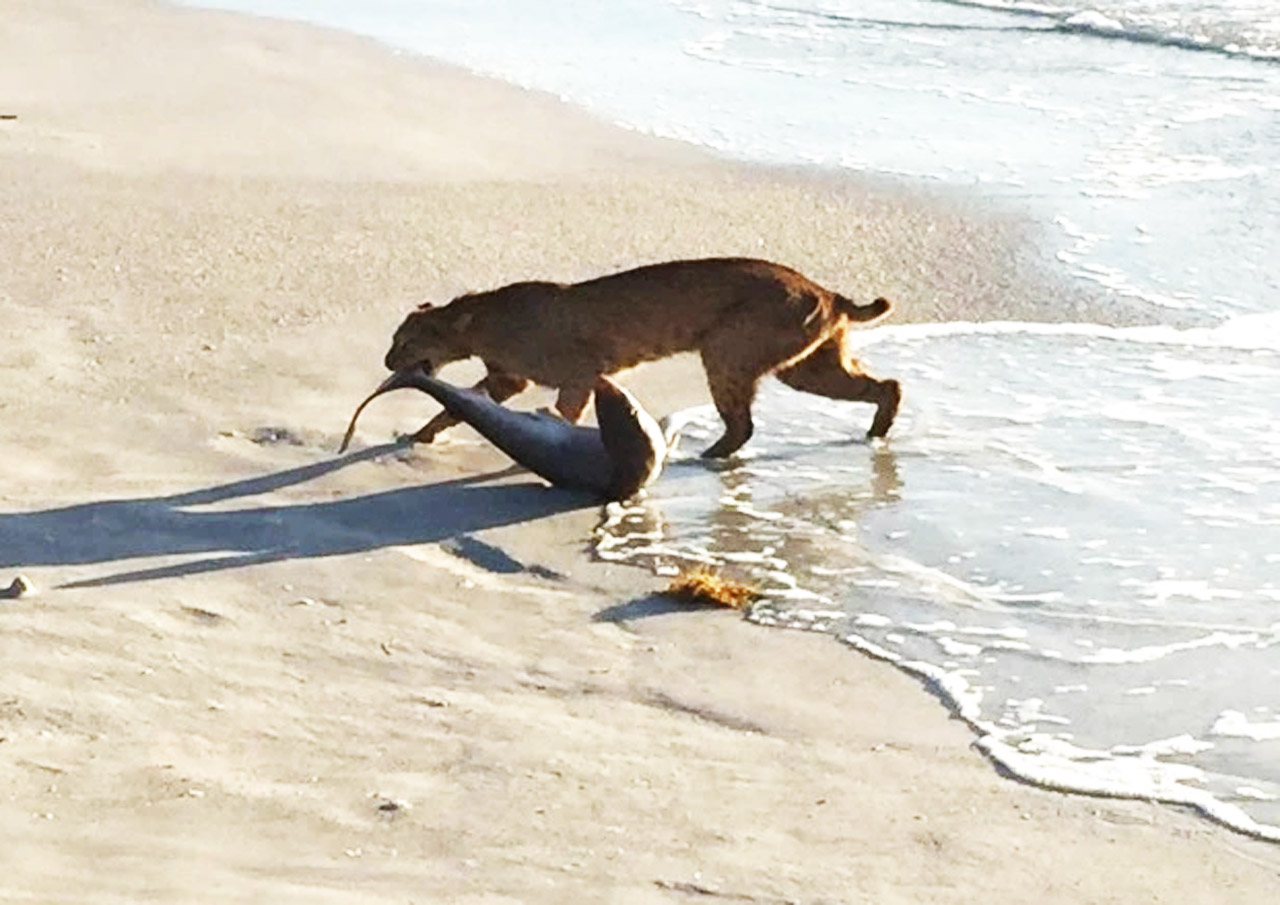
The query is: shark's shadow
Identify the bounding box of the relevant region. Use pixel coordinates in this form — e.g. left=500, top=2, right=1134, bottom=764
left=0, top=443, right=596, bottom=588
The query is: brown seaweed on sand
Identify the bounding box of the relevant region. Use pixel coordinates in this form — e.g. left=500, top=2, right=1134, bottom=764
left=662, top=566, right=758, bottom=610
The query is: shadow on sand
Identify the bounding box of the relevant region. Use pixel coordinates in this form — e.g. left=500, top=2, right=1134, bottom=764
left=0, top=442, right=597, bottom=588
left=592, top=593, right=723, bottom=623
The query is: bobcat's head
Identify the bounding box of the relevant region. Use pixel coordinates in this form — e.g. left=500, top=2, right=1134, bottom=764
left=383, top=299, right=477, bottom=372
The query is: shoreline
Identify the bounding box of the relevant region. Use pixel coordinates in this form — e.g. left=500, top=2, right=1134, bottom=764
left=2, top=1, right=1279, bottom=901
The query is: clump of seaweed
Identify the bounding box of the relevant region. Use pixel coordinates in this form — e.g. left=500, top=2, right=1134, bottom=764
left=662, top=565, right=758, bottom=610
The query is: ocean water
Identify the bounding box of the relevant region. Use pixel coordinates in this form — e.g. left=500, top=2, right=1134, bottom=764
left=186, top=1, right=1280, bottom=839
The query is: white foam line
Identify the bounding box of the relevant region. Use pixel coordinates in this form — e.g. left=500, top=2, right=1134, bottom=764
left=844, top=315, right=1280, bottom=354
left=867, top=552, right=1008, bottom=612
left=975, top=734, right=1280, bottom=842
left=1210, top=711, right=1280, bottom=742
left=1053, top=612, right=1279, bottom=635
left=1080, top=630, right=1262, bottom=664
left=747, top=604, right=1280, bottom=843
left=832, top=619, right=1280, bottom=843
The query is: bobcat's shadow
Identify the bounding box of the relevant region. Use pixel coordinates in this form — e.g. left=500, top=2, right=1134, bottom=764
left=0, top=443, right=594, bottom=588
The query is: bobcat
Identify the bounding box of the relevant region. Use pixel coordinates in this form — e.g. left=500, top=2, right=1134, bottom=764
left=384, top=257, right=899, bottom=457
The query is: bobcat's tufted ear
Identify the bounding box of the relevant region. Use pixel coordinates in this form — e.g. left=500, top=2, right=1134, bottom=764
left=415, top=300, right=436, bottom=311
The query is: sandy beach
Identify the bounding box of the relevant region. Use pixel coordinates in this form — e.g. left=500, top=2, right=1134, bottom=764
left=2, top=1, right=1278, bottom=901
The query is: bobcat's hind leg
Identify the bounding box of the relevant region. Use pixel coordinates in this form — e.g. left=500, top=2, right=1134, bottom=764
left=700, top=375, right=757, bottom=458
left=698, top=316, right=831, bottom=458
left=699, top=357, right=761, bottom=459
left=776, top=337, right=901, bottom=439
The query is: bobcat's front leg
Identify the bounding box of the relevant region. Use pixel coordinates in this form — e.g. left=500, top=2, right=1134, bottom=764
left=555, top=383, right=595, bottom=423
left=411, top=370, right=530, bottom=442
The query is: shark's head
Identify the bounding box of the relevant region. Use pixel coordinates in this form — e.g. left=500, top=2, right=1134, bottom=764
left=593, top=376, right=669, bottom=501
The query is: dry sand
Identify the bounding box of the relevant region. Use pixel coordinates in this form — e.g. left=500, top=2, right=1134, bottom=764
left=2, top=1, right=1278, bottom=901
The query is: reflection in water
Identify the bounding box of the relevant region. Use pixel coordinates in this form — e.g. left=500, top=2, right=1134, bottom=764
left=596, top=442, right=901, bottom=585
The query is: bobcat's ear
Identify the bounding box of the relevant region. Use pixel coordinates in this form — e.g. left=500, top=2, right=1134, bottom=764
left=450, top=309, right=474, bottom=332
left=414, top=300, right=436, bottom=311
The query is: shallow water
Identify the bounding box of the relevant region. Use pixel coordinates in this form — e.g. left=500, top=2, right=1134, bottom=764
left=186, top=0, right=1280, bottom=838
left=666, top=0, right=1280, bottom=318
left=599, top=317, right=1280, bottom=837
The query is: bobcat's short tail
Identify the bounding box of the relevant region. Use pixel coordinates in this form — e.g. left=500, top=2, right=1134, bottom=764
left=836, top=294, right=892, bottom=323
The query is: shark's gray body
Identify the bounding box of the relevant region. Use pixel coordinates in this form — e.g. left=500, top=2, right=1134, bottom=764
left=341, top=368, right=668, bottom=501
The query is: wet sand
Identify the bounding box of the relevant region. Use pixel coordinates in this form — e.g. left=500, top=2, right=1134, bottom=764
left=1, top=1, right=1278, bottom=901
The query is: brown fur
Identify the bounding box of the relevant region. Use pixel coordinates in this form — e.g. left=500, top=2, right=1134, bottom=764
left=384, top=257, right=900, bottom=458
